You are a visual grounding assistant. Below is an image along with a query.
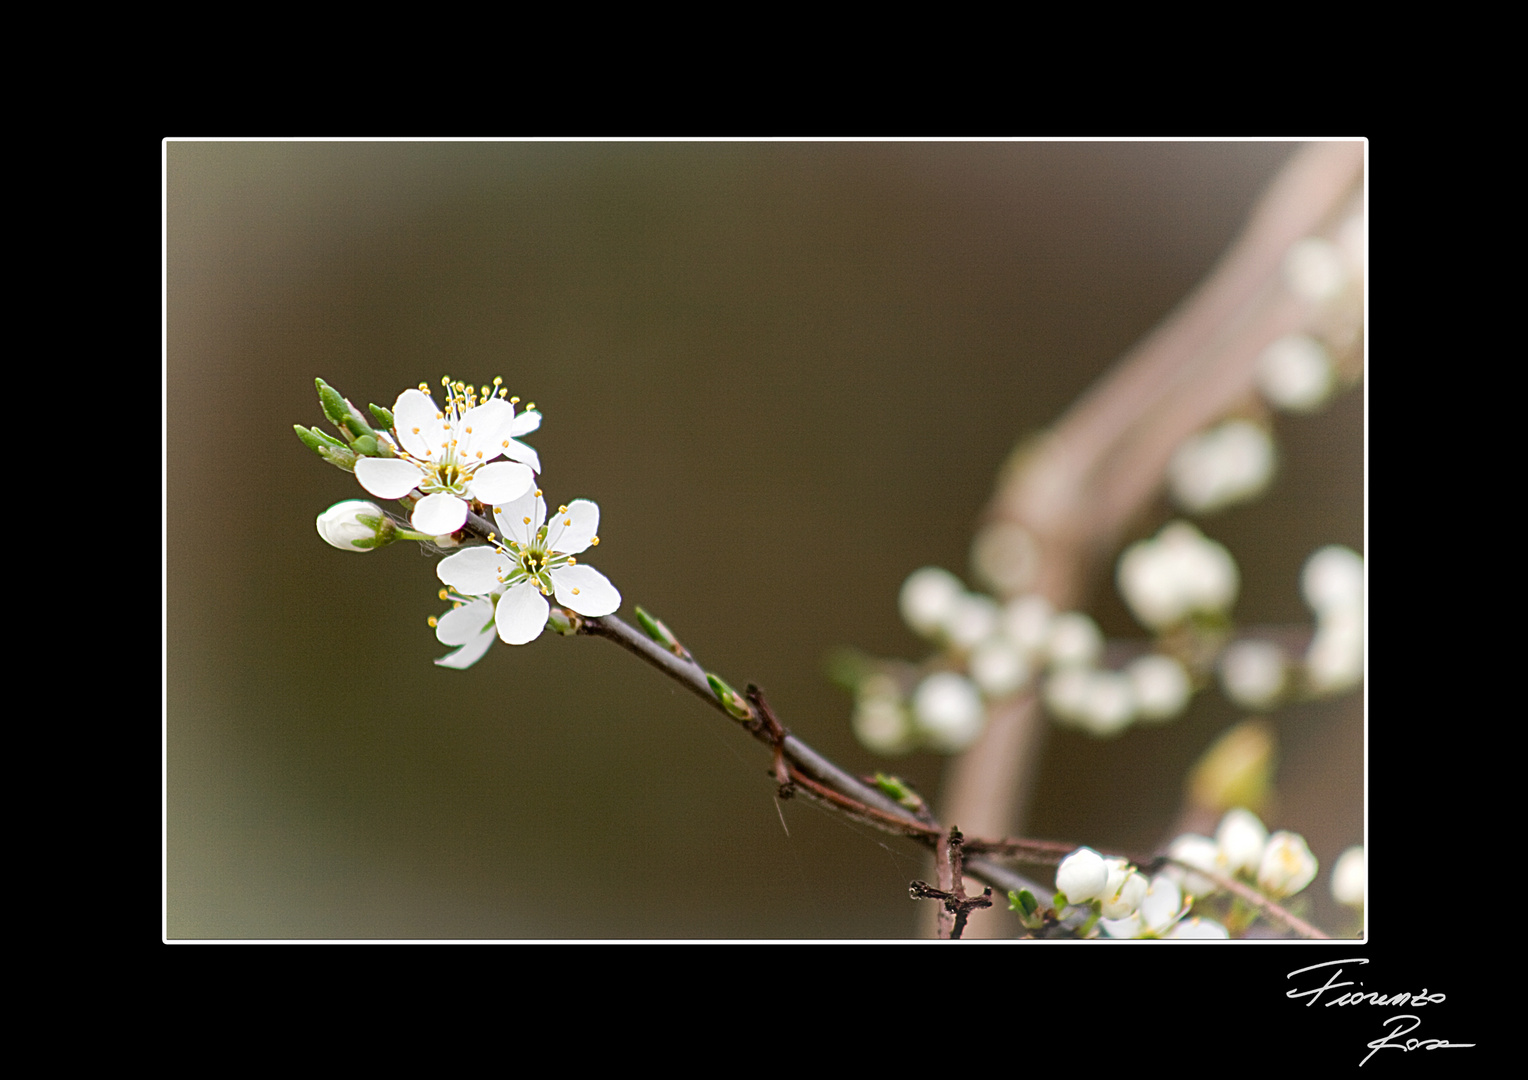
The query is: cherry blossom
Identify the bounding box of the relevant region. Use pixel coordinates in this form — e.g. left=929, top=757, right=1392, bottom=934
left=435, top=487, right=620, bottom=645
left=355, top=378, right=540, bottom=537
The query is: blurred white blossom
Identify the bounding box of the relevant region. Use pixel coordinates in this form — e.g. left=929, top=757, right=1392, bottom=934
left=911, top=672, right=984, bottom=752
left=1117, top=521, right=1239, bottom=630
left=1331, top=845, right=1365, bottom=908
left=899, top=567, right=965, bottom=638
left=1219, top=639, right=1287, bottom=708
left=1126, top=653, right=1191, bottom=722
left=1257, top=831, right=1318, bottom=898
left=1257, top=335, right=1334, bottom=413
left=1168, top=419, right=1276, bottom=513
left=1283, top=236, right=1347, bottom=302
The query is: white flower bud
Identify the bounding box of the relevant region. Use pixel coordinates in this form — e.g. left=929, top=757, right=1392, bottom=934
left=1306, top=606, right=1364, bottom=693
left=1215, top=808, right=1268, bottom=876
left=1047, top=611, right=1103, bottom=667
left=316, top=500, right=388, bottom=552
left=1056, top=847, right=1108, bottom=903
left=1126, top=653, right=1191, bottom=722
left=1117, top=522, right=1238, bottom=630
left=945, top=592, right=999, bottom=649
left=911, top=672, right=985, bottom=752
left=1073, top=669, right=1136, bottom=737
left=1100, top=859, right=1149, bottom=919
left=1331, top=845, right=1365, bottom=908
left=1168, top=420, right=1276, bottom=513
left=1257, top=831, right=1318, bottom=898
left=1164, top=834, right=1220, bottom=897
left=899, top=567, right=964, bottom=638
left=1001, top=594, right=1054, bottom=655
left=1219, top=639, right=1287, bottom=708
left=1301, top=545, right=1363, bottom=615
left=852, top=697, right=912, bottom=756
left=969, top=637, right=1030, bottom=696
left=1283, top=236, right=1347, bottom=302
left=1257, top=335, right=1334, bottom=413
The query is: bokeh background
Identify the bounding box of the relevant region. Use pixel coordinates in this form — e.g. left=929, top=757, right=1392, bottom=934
left=165, top=141, right=1362, bottom=939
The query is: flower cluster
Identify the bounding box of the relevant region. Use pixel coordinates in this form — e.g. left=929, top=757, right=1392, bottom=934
left=301, top=376, right=622, bottom=667
left=1163, top=807, right=1320, bottom=906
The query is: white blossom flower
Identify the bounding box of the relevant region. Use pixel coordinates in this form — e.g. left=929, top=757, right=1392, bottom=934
left=1099, top=858, right=1149, bottom=919
left=435, top=487, right=620, bottom=645
left=316, top=500, right=389, bottom=552
left=1056, top=847, right=1108, bottom=903
left=1215, top=808, right=1269, bottom=876
left=1331, top=845, right=1365, bottom=908
left=1257, top=335, right=1334, bottom=413
left=898, top=567, right=964, bottom=638
left=1163, top=834, right=1220, bottom=897
left=910, top=671, right=984, bottom=752
left=1219, top=639, right=1287, bottom=708
left=1168, top=419, right=1276, bottom=513
left=355, top=378, right=541, bottom=537
left=1117, top=521, right=1239, bottom=630
left=431, top=593, right=499, bottom=669
left=1126, top=653, right=1191, bottom=722
left=1257, top=831, right=1318, bottom=898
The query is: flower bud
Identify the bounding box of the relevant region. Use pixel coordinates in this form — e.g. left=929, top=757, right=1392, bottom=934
left=1331, top=845, right=1365, bottom=908
left=1215, top=807, right=1268, bottom=876
left=1257, top=831, right=1318, bottom=898
left=706, top=673, right=753, bottom=720
left=1055, top=847, right=1108, bottom=904
left=316, top=500, right=393, bottom=551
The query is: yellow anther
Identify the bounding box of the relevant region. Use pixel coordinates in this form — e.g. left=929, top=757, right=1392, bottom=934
left=493, top=376, right=503, bottom=387
left=510, top=396, right=520, bottom=404
left=427, top=615, right=439, bottom=627
left=438, top=588, right=449, bottom=601
left=411, top=426, right=421, bottom=434
left=590, top=536, right=599, bottom=546
left=501, top=439, right=510, bottom=448
left=572, top=587, right=581, bottom=595
left=476, top=451, right=485, bottom=459
left=526, top=402, right=536, bottom=411
left=464, top=426, right=473, bottom=434
left=523, top=517, right=531, bottom=524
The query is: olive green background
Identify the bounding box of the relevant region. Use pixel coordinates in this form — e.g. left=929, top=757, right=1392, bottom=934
left=165, top=141, right=1362, bottom=939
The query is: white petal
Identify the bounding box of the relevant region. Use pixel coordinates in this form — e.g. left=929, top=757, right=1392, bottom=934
left=437, top=546, right=512, bottom=595
left=411, top=492, right=469, bottom=535
left=511, top=409, right=541, bottom=436
left=435, top=598, right=495, bottom=645
left=547, top=498, right=599, bottom=555
left=500, top=437, right=541, bottom=474
left=436, top=634, right=496, bottom=669
left=496, top=581, right=550, bottom=644
left=551, top=563, right=621, bottom=617
left=468, top=461, right=534, bottom=506
left=393, top=388, right=446, bottom=460
left=434, top=599, right=498, bottom=669
left=355, top=456, right=425, bottom=499
left=460, top=397, right=517, bottom=463
left=493, top=487, right=545, bottom=546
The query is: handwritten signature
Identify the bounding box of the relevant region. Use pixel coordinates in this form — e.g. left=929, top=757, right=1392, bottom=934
left=1286, top=960, right=1475, bottom=1066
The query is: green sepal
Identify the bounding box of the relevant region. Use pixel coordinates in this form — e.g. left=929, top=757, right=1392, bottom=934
left=315, top=378, right=376, bottom=441
left=872, top=772, right=925, bottom=812
left=706, top=673, right=753, bottom=720
left=294, top=425, right=339, bottom=454
left=317, top=444, right=358, bottom=473
left=351, top=435, right=380, bottom=457
left=634, top=606, right=688, bottom=657
left=369, top=403, right=396, bottom=431
left=547, top=608, right=580, bottom=636
left=1008, top=889, right=1039, bottom=917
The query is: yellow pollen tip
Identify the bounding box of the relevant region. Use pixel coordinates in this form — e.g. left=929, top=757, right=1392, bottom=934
left=427, top=616, right=439, bottom=627
left=572, top=588, right=581, bottom=595
left=510, top=396, right=520, bottom=404
left=438, top=588, right=449, bottom=600
left=534, top=489, right=542, bottom=498
left=590, top=536, right=599, bottom=546
left=523, top=516, right=531, bottom=524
